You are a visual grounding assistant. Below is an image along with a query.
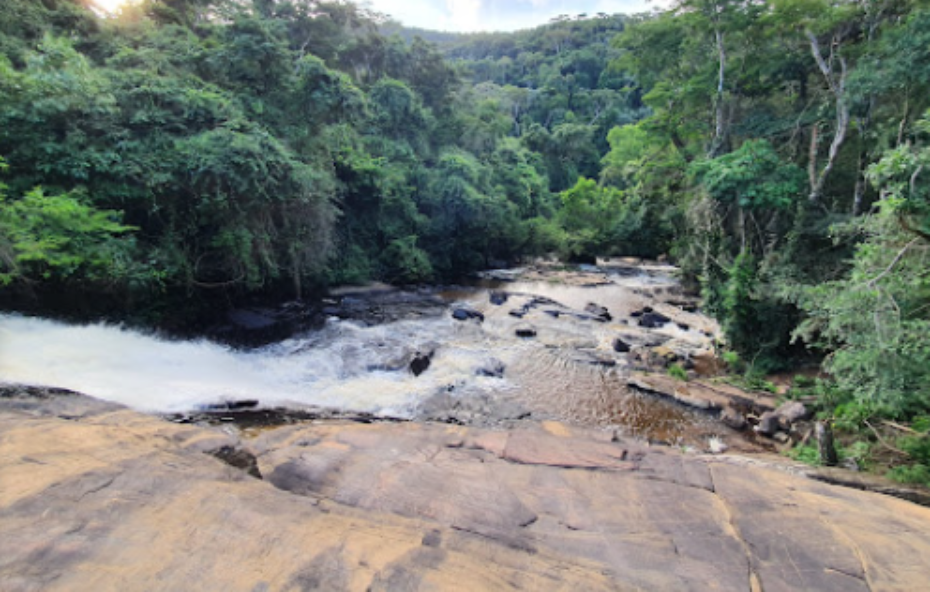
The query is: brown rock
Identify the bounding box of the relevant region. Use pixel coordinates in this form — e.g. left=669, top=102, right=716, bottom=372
left=5, top=391, right=930, bottom=592
left=721, top=407, right=748, bottom=431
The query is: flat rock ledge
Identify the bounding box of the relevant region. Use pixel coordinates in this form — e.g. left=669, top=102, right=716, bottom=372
left=4, top=390, right=930, bottom=591
left=627, top=371, right=778, bottom=414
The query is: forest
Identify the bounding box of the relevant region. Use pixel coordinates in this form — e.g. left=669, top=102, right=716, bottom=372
left=1, top=0, right=929, bottom=482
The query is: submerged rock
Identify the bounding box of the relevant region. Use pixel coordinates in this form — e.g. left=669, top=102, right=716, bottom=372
left=476, top=358, right=506, bottom=379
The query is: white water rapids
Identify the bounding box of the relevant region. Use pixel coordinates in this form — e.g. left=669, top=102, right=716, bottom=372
left=0, top=312, right=513, bottom=415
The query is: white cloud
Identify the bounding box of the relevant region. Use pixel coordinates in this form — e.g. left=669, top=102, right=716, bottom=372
left=446, top=0, right=483, bottom=31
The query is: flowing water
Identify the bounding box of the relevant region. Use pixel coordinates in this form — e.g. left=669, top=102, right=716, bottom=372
left=0, top=262, right=732, bottom=445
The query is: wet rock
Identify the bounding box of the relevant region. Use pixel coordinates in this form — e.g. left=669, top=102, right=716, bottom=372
left=515, top=325, right=537, bottom=338
left=721, top=407, right=748, bottom=431
left=489, top=292, right=509, bottom=306
left=677, top=323, right=690, bottom=331
left=212, top=303, right=322, bottom=347
left=208, top=445, right=262, bottom=479
left=452, top=305, right=484, bottom=322
left=330, top=290, right=447, bottom=326
left=410, top=353, right=432, bottom=377
left=476, top=358, right=506, bottom=379
left=613, top=338, right=632, bottom=353
left=475, top=268, right=525, bottom=281
left=543, top=309, right=561, bottom=319
left=615, top=329, right=672, bottom=349
left=638, top=312, right=671, bottom=329
left=199, top=400, right=260, bottom=412
left=570, top=350, right=617, bottom=368
left=584, top=303, right=612, bottom=322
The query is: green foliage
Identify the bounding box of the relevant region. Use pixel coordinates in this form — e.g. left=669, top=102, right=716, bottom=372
left=887, top=463, right=930, bottom=486
left=668, top=363, right=688, bottom=381
left=691, top=140, right=804, bottom=212
left=0, top=185, right=138, bottom=286
left=556, top=177, right=657, bottom=261
left=885, top=415, right=930, bottom=486
left=788, top=444, right=822, bottom=466
left=796, top=209, right=930, bottom=417
left=721, top=350, right=743, bottom=371
left=381, top=236, right=434, bottom=284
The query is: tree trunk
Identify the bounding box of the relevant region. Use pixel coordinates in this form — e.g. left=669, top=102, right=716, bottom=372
left=805, top=29, right=850, bottom=205
left=708, top=28, right=727, bottom=158
left=816, top=421, right=839, bottom=467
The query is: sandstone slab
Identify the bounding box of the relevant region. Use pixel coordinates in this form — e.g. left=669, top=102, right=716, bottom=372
left=3, top=390, right=930, bottom=591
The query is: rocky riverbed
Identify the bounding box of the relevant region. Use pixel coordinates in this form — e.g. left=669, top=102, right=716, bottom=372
left=4, top=260, right=930, bottom=590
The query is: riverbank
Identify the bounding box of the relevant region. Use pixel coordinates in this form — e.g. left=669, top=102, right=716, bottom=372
left=4, top=385, right=930, bottom=591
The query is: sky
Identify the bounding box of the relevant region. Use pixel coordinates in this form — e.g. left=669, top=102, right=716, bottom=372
left=92, top=1, right=671, bottom=32
left=364, top=0, right=672, bottom=33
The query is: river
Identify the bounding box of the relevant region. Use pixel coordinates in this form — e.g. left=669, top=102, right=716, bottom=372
left=0, top=260, right=735, bottom=446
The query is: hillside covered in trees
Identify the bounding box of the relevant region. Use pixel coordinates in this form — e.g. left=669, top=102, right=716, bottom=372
left=2, top=1, right=930, bottom=480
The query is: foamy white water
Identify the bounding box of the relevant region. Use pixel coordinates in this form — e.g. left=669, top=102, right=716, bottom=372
left=0, top=313, right=509, bottom=415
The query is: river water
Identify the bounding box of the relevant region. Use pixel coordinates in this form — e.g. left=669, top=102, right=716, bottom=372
left=0, top=262, right=732, bottom=446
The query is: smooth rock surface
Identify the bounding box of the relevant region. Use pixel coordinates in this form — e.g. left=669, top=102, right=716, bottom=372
left=4, top=390, right=930, bottom=591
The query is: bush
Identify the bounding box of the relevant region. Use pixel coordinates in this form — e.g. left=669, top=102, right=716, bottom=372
left=668, top=363, right=688, bottom=381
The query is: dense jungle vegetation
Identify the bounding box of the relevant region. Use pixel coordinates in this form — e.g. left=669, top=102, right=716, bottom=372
left=1, top=0, right=929, bottom=481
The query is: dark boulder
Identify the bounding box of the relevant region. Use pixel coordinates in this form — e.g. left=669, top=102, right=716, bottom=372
left=490, top=292, right=509, bottom=306
left=452, top=306, right=484, bottom=322
left=638, top=312, right=671, bottom=329
left=410, top=353, right=432, bottom=377
left=410, top=343, right=440, bottom=377
left=613, top=338, right=632, bottom=353
left=515, top=325, right=537, bottom=338
left=208, top=445, right=262, bottom=479
left=584, top=303, right=612, bottom=322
